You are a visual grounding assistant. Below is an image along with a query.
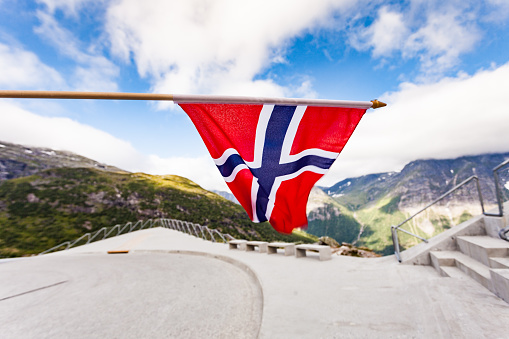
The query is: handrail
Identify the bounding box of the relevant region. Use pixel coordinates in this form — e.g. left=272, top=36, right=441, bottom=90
left=88, top=227, right=107, bottom=243
left=39, top=241, right=71, bottom=255
left=119, top=222, right=132, bottom=235
left=38, top=218, right=235, bottom=255
left=203, top=226, right=216, bottom=242
left=500, top=228, right=509, bottom=241
left=487, top=159, right=509, bottom=241
left=69, top=233, right=91, bottom=248
left=104, top=224, right=121, bottom=238
left=392, top=175, right=485, bottom=262
left=484, top=158, right=509, bottom=217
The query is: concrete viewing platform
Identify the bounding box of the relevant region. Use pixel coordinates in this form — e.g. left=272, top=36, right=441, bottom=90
left=1, top=227, right=509, bottom=338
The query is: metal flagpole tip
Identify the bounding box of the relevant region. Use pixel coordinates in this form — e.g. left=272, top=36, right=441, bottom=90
left=370, top=99, right=387, bottom=109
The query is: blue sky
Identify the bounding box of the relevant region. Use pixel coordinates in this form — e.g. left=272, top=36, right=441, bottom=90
left=0, top=0, right=509, bottom=191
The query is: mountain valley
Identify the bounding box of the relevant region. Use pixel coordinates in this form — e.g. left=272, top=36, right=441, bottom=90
left=306, top=153, right=509, bottom=254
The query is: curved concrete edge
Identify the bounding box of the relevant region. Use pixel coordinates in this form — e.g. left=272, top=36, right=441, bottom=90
left=133, top=249, right=264, bottom=338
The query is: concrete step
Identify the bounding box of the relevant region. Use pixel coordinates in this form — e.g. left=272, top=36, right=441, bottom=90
left=430, top=250, right=457, bottom=274
left=440, top=265, right=470, bottom=279
left=489, top=257, right=509, bottom=269
left=430, top=251, right=492, bottom=291
left=490, top=269, right=509, bottom=303
left=456, top=235, right=509, bottom=267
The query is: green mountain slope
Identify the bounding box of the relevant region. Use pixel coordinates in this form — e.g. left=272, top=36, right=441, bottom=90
left=306, top=188, right=362, bottom=244
left=0, top=167, right=315, bottom=258
left=308, top=153, right=509, bottom=255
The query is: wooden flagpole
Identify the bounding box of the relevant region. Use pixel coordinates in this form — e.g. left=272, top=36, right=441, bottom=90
left=0, top=90, right=174, bottom=101
left=0, top=90, right=386, bottom=109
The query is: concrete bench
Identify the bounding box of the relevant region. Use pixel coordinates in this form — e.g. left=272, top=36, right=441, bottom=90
left=229, top=239, right=247, bottom=250
left=267, top=242, right=295, bottom=256
left=246, top=241, right=268, bottom=253
left=295, top=244, right=332, bottom=261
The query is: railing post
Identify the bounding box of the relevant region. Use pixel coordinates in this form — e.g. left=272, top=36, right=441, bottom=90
left=203, top=226, right=215, bottom=242
left=192, top=224, right=200, bottom=238
left=391, top=226, right=401, bottom=263
left=485, top=159, right=509, bottom=217
left=198, top=224, right=206, bottom=239
left=474, top=177, right=486, bottom=214
left=212, top=229, right=227, bottom=243
left=130, top=220, right=141, bottom=232
left=500, top=228, right=509, bottom=241
left=493, top=169, right=504, bottom=216
left=88, top=227, right=107, bottom=243
left=119, top=222, right=131, bottom=235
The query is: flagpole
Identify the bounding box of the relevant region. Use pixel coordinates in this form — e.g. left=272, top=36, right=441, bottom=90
left=0, top=90, right=174, bottom=101
left=0, top=90, right=385, bottom=109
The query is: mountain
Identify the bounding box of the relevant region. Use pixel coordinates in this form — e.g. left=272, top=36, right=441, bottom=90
left=325, top=153, right=509, bottom=208
left=0, top=141, right=316, bottom=257
left=307, top=153, right=509, bottom=255
left=211, top=190, right=240, bottom=204
left=0, top=141, right=124, bottom=181
left=306, top=188, right=362, bottom=245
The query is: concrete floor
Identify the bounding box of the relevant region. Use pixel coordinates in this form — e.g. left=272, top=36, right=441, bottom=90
left=2, top=227, right=509, bottom=338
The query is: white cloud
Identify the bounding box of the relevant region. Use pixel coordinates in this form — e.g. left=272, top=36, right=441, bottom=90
left=485, top=0, right=509, bottom=22
left=351, top=1, right=481, bottom=76
left=3, top=61, right=509, bottom=193
left=0, top=101, right=141, bottom=167
left=319, top=61, right=509, bottom=186
left=404, top=12, right=480, bottom=74
left=6, top=55, right=507, bottom=192
left=34, top=10, right=119, bottom=91
left=354, top=6, right=408, bottom=57
left=0, top=42, right=64, bottom=89
left=0, top=100, right=228, bottom=190
left=104, top=0, right=358, bottom=107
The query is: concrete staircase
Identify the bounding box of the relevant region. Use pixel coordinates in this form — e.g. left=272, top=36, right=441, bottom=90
left=430, top=234, right=509, bottom=303
left=399, top=207, right=509, bottom=304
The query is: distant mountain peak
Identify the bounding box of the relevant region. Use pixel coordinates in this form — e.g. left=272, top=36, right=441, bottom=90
left=0, top=140, right=126, bottom=181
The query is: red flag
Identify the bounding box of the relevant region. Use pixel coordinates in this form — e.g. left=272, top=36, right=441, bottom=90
left=180, top=102, right=367, bottom=234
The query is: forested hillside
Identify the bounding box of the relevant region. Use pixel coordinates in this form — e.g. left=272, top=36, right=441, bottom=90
left=0, top=141, right=316, bottom=257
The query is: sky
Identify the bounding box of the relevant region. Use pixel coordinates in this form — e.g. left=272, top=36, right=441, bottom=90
left=0, top=0, right=508, bottom=192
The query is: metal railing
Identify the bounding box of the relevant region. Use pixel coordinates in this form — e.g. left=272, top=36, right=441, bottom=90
left=484, top=158, right=509, bottom=217
left=159, top=219, right=235, bottom=243
left=39, top=218, right=235, bottom=255
left=391, top=176, right=485, bottom=262
left=487, top=159, right=509, bottom=240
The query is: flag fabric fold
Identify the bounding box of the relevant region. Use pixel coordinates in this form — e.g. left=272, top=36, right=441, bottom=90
left=179, top=102, right=368, bottom=234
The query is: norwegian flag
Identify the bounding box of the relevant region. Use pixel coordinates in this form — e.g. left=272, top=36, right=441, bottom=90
left=179, top=102, right=367, bottom=234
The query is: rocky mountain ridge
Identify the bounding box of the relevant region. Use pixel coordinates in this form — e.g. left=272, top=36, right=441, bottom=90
left=0, top=141, right=124, bottom=181
left=307, top=152, right=509, bottom=255
left=324, top=153, right=509, bottom=210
